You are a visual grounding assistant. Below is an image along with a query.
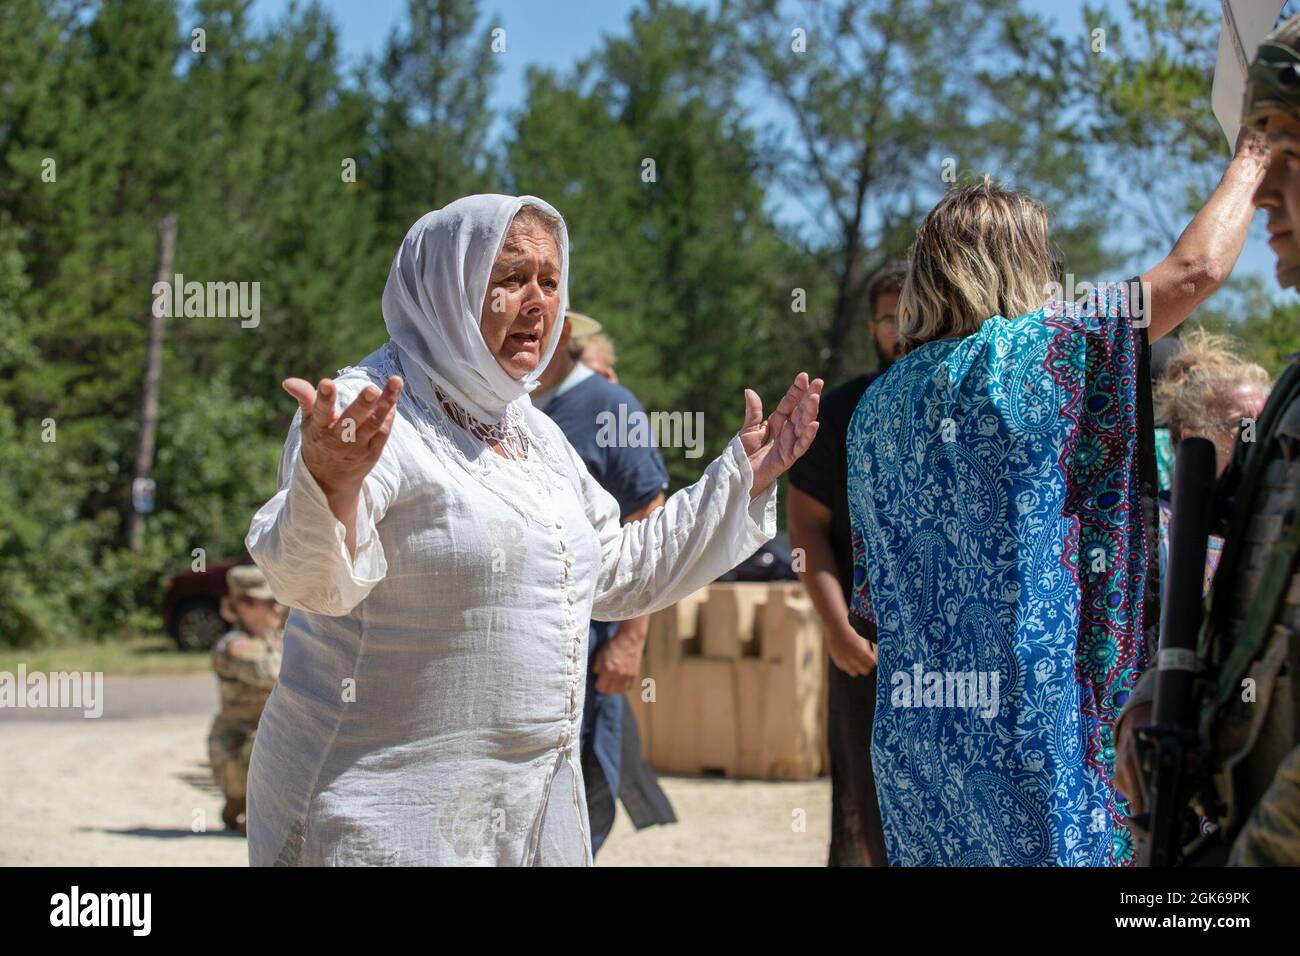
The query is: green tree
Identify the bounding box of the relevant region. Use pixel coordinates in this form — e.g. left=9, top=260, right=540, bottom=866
left=732, top=0, right=1116, bottom=382
left=509, top=0, right=804, bottom=484
left=1074, top=0, right=1300, bottom=371
left=371, top=0, right=502, bottom=240
left=1185, top=274, right=1300, bottom=377
left=178, top=0, right=386, bottom=402
left=0, top=0, right=378, bottom=644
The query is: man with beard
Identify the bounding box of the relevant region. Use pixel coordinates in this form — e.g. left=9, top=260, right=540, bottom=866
left=787, top=261, right=905, bottom=866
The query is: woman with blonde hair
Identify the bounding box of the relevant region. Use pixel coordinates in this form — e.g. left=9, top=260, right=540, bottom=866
left=845, top=134, right=1268, bottom=866
left=1153, top=328, right=1272, bottom=593
left=1155, top=328, right=1272, bottom=476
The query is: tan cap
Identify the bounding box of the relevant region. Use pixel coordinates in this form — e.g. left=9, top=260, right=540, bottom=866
left=227, top=565, right=274, bottom=601
left=566, top=311, right=602, bottom=338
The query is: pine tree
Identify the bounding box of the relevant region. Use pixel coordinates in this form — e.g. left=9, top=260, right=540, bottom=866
left=371, top=0, right=502, bottom=239
left=509, top=1, right=802, bottom=484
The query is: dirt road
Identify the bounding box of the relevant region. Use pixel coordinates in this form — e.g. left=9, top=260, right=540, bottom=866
left=0, top=676, right=830, bottom=866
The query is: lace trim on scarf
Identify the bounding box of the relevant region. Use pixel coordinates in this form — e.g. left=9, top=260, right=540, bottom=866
left=430, top=382, right=530, bottom=461
left=385, top=343, right=530, bottom=461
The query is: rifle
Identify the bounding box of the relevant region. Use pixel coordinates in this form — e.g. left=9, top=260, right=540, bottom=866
left=1136, top=436, right=1217, bottom=866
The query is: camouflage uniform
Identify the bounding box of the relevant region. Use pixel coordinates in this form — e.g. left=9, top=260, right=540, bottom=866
left=1124, top=354, right=1300, bottom=866
left=208, top=627, right=282, bottom=800
left=1204, top=357, right=1300, bottom=864
left=208, top=567, right=282, bottom=803
left=1231, top=744, right=1300, bottom=865
left=1120, top=17, right=1300, bottom=865
left=1198, top=16, right=1300, bottom=865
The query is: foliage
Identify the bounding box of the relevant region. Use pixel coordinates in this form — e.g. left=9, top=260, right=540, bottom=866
left=2, top=0, right=1295, bottom=646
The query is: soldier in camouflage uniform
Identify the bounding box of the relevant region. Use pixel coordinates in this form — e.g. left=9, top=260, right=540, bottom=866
left=1116, top=14, right=1300, bottom=865
left=209, top=565, right=283, bottom=833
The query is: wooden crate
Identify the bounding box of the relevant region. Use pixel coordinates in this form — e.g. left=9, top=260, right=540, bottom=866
left=633, top=581, right=828, bottom=780
left=699, top=582, right=767, bottom=658
left=757, top=585, right=825, bottom=778
left=636, top=588, right=705, bottom=768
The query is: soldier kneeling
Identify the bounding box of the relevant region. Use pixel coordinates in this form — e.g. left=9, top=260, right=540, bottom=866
left=209, top=566, right=283, bottom=834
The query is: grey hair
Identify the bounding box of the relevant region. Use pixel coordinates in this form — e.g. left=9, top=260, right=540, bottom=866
left=509, top=202, right=565, bottom=251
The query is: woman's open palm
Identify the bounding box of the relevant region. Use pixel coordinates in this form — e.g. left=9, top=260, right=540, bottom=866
left=282, top=375, right=405, bottom=501
left=740, top=372, right=823, bottom=496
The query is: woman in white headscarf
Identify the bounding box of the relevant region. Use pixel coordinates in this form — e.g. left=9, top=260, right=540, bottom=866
left=244, top=194, right=822, bottom=866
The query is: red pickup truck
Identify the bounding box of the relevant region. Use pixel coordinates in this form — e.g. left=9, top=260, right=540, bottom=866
left=161, top=559, right=252, bottom=651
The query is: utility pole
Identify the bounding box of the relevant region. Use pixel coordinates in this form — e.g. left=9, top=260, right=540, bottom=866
left=129, top=213, right=177, bottom=554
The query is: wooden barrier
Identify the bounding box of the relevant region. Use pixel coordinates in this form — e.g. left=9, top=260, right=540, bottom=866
left=629, top=581, right=828, bottom=780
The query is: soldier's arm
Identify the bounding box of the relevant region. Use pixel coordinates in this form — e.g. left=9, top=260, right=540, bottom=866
left=1114, top=671, right=1158, bottom=815
left=211, top=632, right=243, bottom=680
left=217, top=635, right=281, bottom=690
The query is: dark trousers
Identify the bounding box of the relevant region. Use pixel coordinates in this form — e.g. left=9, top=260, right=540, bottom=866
left=826, top=660, right=889, bottom=866
left=581, top=621, right=676, bottom=855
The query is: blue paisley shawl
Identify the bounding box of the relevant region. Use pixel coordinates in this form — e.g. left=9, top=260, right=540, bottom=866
left=846, top=282, right=1157, bottom=867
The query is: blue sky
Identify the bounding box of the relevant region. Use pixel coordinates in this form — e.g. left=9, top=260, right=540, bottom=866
left=249, top=0, right=1280, bottom=288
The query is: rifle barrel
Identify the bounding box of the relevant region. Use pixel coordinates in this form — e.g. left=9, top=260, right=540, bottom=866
left=1153, top=436, right=1217, bottom=727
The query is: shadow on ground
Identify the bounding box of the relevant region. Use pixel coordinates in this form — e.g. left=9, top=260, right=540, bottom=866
left=82, top=826, right=245, bottom=840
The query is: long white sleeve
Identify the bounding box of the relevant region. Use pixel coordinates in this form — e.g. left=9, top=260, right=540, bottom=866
left=245, top=391, right=398, bottom=617
left=585, top=433, right=777, bottom=621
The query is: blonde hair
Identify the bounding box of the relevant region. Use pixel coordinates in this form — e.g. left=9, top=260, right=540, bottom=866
left=899, top=177, right=1058, bottom=352
left=1155, top=329, right=1273, bottom=440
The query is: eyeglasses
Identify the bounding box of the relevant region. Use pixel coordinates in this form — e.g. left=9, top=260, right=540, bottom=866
left=1187, top=418, right=1252, bottom=440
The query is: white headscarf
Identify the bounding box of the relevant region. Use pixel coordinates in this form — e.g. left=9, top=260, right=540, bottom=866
left=382, top=194, right=569, bottom=424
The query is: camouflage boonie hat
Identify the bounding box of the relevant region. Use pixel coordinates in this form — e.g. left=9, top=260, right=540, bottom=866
left=227, top=565, right=274, bottom=601
left=1244, top=14, right=1300, bottom=130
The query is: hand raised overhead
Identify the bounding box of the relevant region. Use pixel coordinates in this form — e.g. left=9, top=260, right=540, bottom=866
left=740, top=372, right=823, bottom=497
left=281, top=375, right=405, bottom=506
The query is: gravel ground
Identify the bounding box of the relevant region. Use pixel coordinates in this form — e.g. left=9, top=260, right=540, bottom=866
left=0, top=711, right=830, bottom=866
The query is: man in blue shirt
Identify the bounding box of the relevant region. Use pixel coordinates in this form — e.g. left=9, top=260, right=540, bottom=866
left=534, top=312, right=676, bottom=853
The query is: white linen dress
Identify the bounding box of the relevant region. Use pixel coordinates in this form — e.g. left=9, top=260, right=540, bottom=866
left=244, top=342, right=776, bottom=865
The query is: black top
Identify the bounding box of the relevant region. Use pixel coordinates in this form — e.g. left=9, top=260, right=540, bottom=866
left=787, top=371, right=880, bottom=602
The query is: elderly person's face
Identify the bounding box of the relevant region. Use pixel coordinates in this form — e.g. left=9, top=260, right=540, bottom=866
left=583, top=344, right=617, bottom=383
left=479, top=219, right=562, bottom=379
left=1177, top=382, right=1271, bottom=476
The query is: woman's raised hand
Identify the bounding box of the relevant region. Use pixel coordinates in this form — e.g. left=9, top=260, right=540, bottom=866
left=282, top=375, right=405, bottom=508
left=740, top=372, right=823, bottom=497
